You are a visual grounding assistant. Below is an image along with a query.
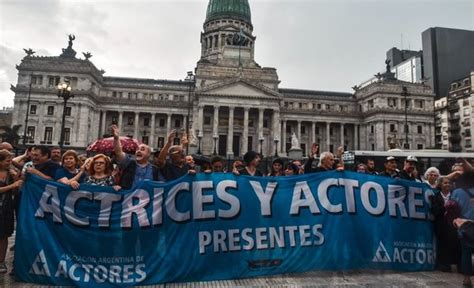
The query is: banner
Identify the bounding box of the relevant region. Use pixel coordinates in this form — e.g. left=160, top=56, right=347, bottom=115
left=15, top=172, right=435, bottom=287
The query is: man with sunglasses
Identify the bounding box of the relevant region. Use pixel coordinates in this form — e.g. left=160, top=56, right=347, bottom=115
left=156, top=130, right=195, bottom=181
left=112, top=125, right=163, bottom=189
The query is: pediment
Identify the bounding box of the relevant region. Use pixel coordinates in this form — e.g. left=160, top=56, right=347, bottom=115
left=199, top=79, right=281, bottom=100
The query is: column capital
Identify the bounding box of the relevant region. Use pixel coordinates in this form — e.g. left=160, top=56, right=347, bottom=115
left=244, top=107, right=250, bottom=112
left=228, top=106, right=235, bottom=112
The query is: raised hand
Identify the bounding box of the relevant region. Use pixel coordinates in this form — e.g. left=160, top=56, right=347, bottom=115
left=111, top=124, right=120, bottom=138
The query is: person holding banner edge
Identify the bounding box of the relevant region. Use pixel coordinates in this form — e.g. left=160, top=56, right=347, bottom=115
left=0, top=149, right=23, bottom=273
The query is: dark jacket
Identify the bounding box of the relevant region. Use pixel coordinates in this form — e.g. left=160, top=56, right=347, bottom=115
left=120, top=160, right=162, bottom=190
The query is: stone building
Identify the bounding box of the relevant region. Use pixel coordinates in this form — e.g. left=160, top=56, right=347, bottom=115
left=435, top=72, right=474, bottom=152
left=10, top=0, right=435, bottom=156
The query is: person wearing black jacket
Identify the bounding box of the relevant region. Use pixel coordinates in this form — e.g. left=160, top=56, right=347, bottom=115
left=399, top=155, right=423, bottom=182
left=112, top=125, right=163, bottom=189
left=430, top=176, right=461, bottom=272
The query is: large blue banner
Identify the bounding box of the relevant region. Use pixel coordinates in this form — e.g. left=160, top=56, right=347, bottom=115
left=15, top=172, right=435, bottom=287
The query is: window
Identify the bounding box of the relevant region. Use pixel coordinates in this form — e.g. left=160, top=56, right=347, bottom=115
left=47, top=106, right=54, bottom=115
left=370, top=125, right=374, bottom=134
left=464, top=108, right=470, bottom=116
left=144, top=117, right=150, bottom=127
left=112, top=92, right=117, bottom=98
left=286, top=125, right=291, bottom=133
left=417, top=125, right=423, bottom=134
left=390, top=124, right=396, bottom=132
left=31, top=75, right=43, bottom=86
left=301, top=126, right=306, bottom=134
left=299, top=103, right=302, bottom=109
left=111, top=116, right=118, bottom=125
left=249, top=120, right=254, bottom=127
left=44, top=127, right=53, bottom=143
left=330, top=127, right=333, bottom=136
left=326, top=104, right=331, bottom=110
left=64, top=128, right=71, bottom=143
left=29, top=105, right=37, bottom=114
left=65, top=107, right=72, bottom=116
left=388, top=98, right=398, bottom=108
left=316, top=127, right=320, bottom=135
left=415, top=100, right=424, bottom=109
left=128, top=93, right=133, bottom=100
left=157, top=137, right=165, bottom=148
left=263, top=120, right=268, bottom=128
left=142, top=136, right=149, bottom=145
left=174, top=119, right=181, bottom=128
left=159, top=119, right=165, bottom=127
left=371, top=144, right=375, bottom=151
left=317, top=104, right=321, bottom=109
left=204, top=116, right=211, bottom=125
left=417, top=144, right=423, bottom=150
left=466, top=129, right=472, bottom=137
left=27, top=126, right=35, bottom=143
left=466, top=139, right=472, bottom=148
left=48, top=76, right=60, bottom=87
left=128, top=116, right=134, bottom=126
left=404, top=125, right=410, bottom=133
left=368, top=100, right=374, bottom=108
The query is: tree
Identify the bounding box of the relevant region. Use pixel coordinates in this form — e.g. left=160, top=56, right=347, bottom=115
left=0, top=125, right=22, bottom=146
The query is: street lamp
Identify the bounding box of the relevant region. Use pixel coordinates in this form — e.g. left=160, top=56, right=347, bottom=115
left=273, top=136, right=279, bottom=157
left=57, top=82, right=74, bottom=149
left=259, top=134, right=264, bottom=156
left=401, top=86, right=409, bottom=149
left=197, top=129, right=202, bottom=155
left=185, top=71, right=195, bottom=154
left=213, top=133, right=218, bottom=155
left=22, top=73, right=33, bottom=146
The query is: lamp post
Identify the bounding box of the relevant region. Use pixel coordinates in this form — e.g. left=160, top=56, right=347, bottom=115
left=22, top=73, right=33, bottom=146
left=197, top=129, right=202, bottom=155
left=57, top=82, right=74, bottom=149
left=185, top=71, right=195, bottom=154
left=213, top=133, right=218, bottom=155
left=401, top=86, right=409, bottom=149
left=259, top=134, right=264, bottom=156
left=273, top=136, right=279, bottom=157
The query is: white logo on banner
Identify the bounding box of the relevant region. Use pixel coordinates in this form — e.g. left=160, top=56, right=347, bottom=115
left=29, top=250, right=51, bottom=276
left=372, top=241, right=391, bottom=263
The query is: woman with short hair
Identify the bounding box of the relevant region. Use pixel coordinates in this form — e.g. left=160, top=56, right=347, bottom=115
left=84, top=154, right=121, bottom=191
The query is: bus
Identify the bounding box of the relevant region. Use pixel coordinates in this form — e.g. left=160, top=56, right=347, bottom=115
left=350, top=150, right=474, bottom=175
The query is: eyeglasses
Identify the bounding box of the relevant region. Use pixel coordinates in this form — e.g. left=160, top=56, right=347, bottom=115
left=94, top=161, right=106, bottom=165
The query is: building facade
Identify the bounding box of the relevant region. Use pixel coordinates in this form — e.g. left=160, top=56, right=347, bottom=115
left=10, top=0, right=435, bottom=156
left=435, top=72, right=474, bottom=152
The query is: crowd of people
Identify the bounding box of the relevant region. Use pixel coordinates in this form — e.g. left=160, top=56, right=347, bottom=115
left=0, top=125, right=473, bottom=286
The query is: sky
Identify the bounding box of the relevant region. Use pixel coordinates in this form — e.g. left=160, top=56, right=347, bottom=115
left=0, top=0, right=473, bottom=108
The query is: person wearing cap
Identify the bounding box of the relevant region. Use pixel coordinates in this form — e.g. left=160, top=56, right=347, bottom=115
left=379, top=156, right=400, bottom=179
left=400, top=155, right=422, bottom=182
left=268, top=158, right=284, bottom=176
left=156, top=130, right=196, bottom=181
left=234, top=151, right=263, bottom=176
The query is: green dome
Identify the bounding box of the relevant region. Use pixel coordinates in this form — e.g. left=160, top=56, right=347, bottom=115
left=206, top=0, right=252, bottom=24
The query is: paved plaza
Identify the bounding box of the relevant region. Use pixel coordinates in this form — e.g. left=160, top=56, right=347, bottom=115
left=0, top=232, right=465, bottom=288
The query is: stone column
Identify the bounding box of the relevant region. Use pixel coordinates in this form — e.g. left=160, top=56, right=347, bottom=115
left=213, top=106, right=219, bottom=136
left=118, top=111, right=123, bottom=133
left=272, top=109, right=280, bottom=155
left=227, top=106, right=234, bottom=157
left=166, top=113, right=172, bottom=133
left=134, top=112, right=140, bottom=139
left=242, top=107, right=249, bottom=155
left=258, top=108, right=264, bottom=139
left=150, top=113, right=156, bottom=148
left=311, top=122, right=316, bottom=146
left=326, top=122, right=331, bottom=152
left=340, top=123, right=345, bottom=148
left=354, top=124, right=359, bottom=150
left=198, top=105, right=204, bottom=134
left=282, top=120, right=287, bottom=154
left=297, top=121, right=302, bottom=148
left=101, top=110, right=107, bottom=137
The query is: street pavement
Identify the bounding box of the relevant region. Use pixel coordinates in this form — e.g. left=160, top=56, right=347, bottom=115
left=1, top=232, right=466, bottom=287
